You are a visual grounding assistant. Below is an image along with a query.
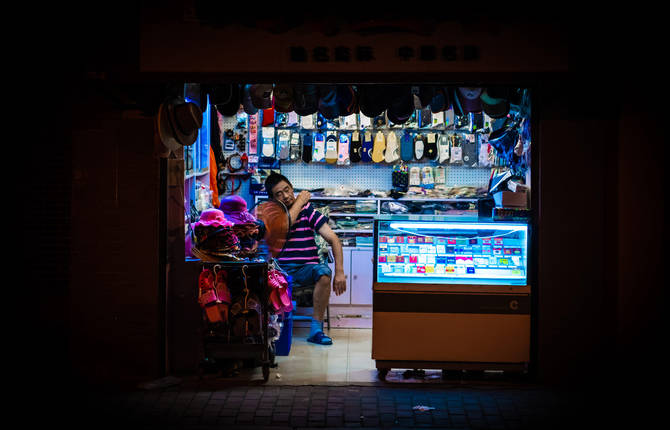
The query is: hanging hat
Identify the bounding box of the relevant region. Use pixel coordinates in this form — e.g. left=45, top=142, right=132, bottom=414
left=250, top=84, right=274, bottom=109
left=157, top=97, right=203, bottom=151
left=273, top=83, right=295, bottom=113
left=293, top=84, right=318, bottom=116
left=358, top=84, right=388, bottom=118
left=184, top=83, right=206, bottom=111
left=456, top=87, right=483, bottom=113
left=417, top=86, right=436, bottom=110
left=317, top=85, right=339, bottom=119
left=386, top=85, right=414, bottom=125
left=336, top=85, right=358, bottom=116
left=241, top=84, right=258, bottom=115
left=480, top=87, right=510, bottom=119
left=209, top=84, right=241, bottom=116
left=219, top=195, right=257, bottom=224
left=430, top=87, right=450, bottom=113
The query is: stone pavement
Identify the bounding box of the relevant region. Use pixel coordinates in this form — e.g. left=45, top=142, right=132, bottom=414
left=51, top=374, right=647, bottom=430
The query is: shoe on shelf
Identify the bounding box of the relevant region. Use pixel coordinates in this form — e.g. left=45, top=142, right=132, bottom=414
left=307, top=331, right=333, bottom=345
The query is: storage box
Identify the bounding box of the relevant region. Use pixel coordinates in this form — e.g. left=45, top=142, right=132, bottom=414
left=493, top=191, right=527, bottom=208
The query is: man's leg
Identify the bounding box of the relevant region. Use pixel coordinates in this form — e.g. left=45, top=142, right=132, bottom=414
left=311, top=274, right=331, bottom=322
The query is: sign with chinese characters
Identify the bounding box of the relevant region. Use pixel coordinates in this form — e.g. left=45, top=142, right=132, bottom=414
left=288, top=45, right=480, bottom=63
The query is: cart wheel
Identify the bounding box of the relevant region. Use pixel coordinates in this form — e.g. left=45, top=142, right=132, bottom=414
left=262, top=364, right=270, bottom=382
left=377, top=368, right=389, bottom=381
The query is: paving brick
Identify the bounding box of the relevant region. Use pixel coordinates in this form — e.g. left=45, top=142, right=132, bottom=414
left=219, top=407, right=237, bottom=417
left=362, top=416, right=380, bottom=427
left=345, top=412, right=362, bottom=422
left=236, top=413, right=255, bottom=423
left=272, top=412, right=290, bottom=423
left=469, top=418, right=488, bottom=429
left=451, top=414, right=468, bottom=427
left=290, top=416, right=307, bottom=427
left=395, top=417, right=414, bottom=427
left=274, top=405, right=291, bottom=414
left=254, top=416, right=272, bottom=425
left=396, top=409, right=413, bottom=418
left=327, top=416, right=344, bottom=427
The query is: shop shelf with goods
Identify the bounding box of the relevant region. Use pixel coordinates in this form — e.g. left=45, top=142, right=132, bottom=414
left=184, top=95, right=215, bottom=249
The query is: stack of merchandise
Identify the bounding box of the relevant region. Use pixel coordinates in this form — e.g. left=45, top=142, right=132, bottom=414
left=219, top=195, right=266, bottom=259
left=191, top=208, right=241, bottom=261
left=355, top=200, right=377, bottom=213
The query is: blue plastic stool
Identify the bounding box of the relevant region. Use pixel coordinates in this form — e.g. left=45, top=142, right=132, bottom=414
left=275, top=301, right=295, bottom=356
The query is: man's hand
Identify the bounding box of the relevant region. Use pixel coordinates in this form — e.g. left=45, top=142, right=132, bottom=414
left=295, top=190, right=311, bottom=207
left=333, top=271, right=347, bottom=296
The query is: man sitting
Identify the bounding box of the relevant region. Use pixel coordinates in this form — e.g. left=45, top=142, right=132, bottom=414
left=264, top=173, right=346, bottom=345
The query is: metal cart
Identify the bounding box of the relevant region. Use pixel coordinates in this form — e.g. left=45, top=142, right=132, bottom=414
left=197, top=260, right=276, bottom=382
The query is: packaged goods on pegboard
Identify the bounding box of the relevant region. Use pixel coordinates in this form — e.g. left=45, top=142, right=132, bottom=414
left=204, top=85, right=531, bottom=196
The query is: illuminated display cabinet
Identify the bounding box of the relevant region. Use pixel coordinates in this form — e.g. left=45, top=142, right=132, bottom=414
left=372, top=216, right=531, bottom=379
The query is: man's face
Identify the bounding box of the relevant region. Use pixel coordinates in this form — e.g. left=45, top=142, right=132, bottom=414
left=270, top=180, right=295, bottom=208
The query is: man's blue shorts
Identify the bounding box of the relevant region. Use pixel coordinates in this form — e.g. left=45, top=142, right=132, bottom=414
left=279, top=263, right=332, bottom=289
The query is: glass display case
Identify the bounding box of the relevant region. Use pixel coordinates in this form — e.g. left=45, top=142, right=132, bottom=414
left=371, top=215, right=532, bottom=379
left=374, top=218, right=529, bottom=287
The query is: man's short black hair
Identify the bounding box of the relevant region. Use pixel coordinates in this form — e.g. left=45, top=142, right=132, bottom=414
left=264, top=172, right=292, bottom=195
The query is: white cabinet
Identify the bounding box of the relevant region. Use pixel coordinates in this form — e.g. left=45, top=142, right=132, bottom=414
left=328, top=248, right=351, bottom=305
left=327, top=248, right=373, bottom=305
left=350, top=249, right=374, bottom=305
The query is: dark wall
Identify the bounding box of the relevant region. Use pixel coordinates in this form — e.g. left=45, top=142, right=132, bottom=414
left=31, top=7, right=663, bottom=394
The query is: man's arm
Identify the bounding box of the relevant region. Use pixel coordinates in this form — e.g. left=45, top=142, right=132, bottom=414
left=286, top=190, right=311, bottom=227
left=317, top=223, right=347, bottom=295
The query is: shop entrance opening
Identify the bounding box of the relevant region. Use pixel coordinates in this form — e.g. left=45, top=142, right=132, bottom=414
left=180, top=83, right=533, bottom=384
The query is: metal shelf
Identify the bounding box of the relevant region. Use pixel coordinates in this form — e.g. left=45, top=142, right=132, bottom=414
left=185, top=169, right=209, bottom=180
left=328, top=212, right=377, bottom=217
left=333, top=229, right=374, bottom=233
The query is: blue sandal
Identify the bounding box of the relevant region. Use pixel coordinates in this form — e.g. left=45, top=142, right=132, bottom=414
left=307, top=331, right=333, bottom=345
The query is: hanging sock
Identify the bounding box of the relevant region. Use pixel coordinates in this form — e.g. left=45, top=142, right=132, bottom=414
left=337, top=133, right=350, bottom=165
left=361, top=131, right=373, bottom=162
left=312, top=133, right=325, bottom=162
left=414, top=133, right=425, bottom=161
left=400, top=130, right=413, bottom=162
left=425, top=132, right=438, bottom=160
left=371, top=131, right=386, bottom=163
left=350, top=131, right=362, bottom=162
left=384, top=131, right=400, bottom=163
left=289, top=132, right=301, bottom=161
left=277, top=130, right=290, bottom=160
left=438, top=133, right=450, bottom=163
left=325, top=133, right=338, bottom=164
left=302, top=131, right=312, bottom=163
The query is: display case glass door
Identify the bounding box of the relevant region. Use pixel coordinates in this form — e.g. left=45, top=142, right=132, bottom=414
left=375, top=220, right=529, bottom=287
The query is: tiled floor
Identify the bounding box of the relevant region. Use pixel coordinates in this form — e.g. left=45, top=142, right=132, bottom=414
left=246, top=327, right=477, bottom=385
left=269, top=327, right=377, bottom=385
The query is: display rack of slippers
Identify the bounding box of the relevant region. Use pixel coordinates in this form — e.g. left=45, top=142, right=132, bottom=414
left=209, top=84, right=532, bottom=237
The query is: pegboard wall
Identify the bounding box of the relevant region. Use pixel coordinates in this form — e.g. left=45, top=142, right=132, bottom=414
left=281, top=162, right=491, bottom=190
left=211, top=110, right=498, bottom=198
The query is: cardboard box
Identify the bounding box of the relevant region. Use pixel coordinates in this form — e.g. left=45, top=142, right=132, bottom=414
left=493, top=191, right=527, bottom=208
